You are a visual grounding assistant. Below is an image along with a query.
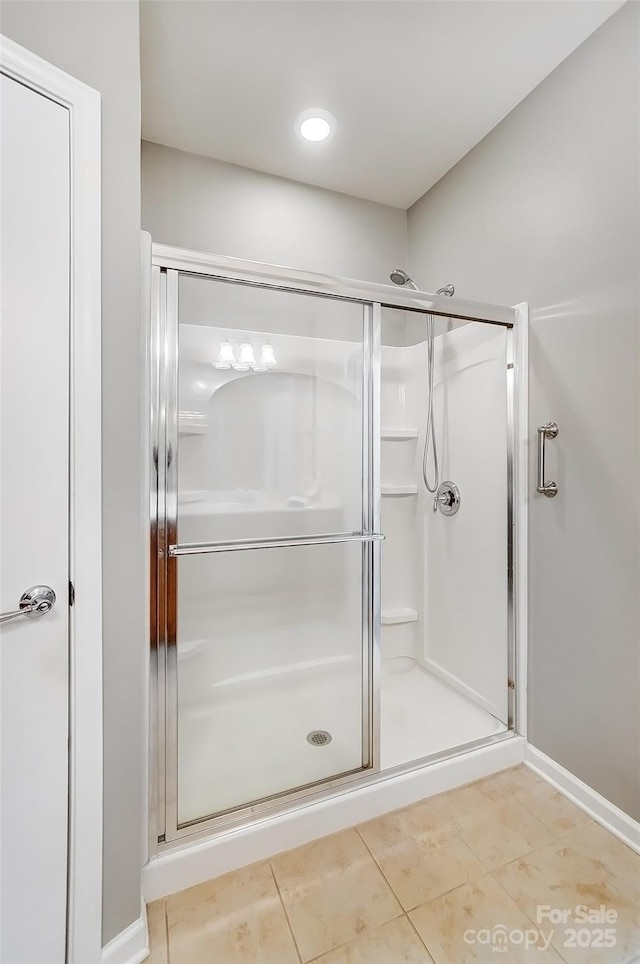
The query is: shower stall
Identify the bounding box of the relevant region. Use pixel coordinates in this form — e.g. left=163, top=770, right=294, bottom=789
left=149, top=245, right=524, bottom=852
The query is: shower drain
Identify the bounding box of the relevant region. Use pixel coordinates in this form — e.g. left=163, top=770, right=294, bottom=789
left=307, top=730, right=332, bottom=747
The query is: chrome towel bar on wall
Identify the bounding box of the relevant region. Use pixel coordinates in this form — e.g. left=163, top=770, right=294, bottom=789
left=537, top=421, right=559, bottom=497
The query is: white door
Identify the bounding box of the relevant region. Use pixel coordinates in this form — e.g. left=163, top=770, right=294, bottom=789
left=0, top=73, right=70, bottom=962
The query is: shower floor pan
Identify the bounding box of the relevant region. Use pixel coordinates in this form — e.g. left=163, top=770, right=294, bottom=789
left=381, top=657, right=505, bottom=769
left=176, top=656, right=505, bottom=826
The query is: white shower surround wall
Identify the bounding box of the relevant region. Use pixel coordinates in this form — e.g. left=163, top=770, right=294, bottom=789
left=380, top=321, right=509, bottom=722
left=422, top=324, right=509, bottom=721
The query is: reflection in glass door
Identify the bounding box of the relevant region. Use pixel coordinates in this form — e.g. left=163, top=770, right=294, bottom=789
left=157, top=272, right=381, bottom=834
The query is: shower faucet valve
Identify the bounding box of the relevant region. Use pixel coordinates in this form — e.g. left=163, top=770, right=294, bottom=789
left=434, top=481, right=461, bottom=516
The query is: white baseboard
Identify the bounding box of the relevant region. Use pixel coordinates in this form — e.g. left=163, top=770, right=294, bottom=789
left=525, top=745, right=640, bottom=855
left=101, top=902, right=149, bottom=964
left=143, top=735, right=525, bottom=901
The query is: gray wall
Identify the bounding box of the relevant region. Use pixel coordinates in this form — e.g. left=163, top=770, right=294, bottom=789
left=0, top=0, right=145, bottom=942
left=408, top=2, right=640, bottom=819
left=142, top=140, right=407, bottom=282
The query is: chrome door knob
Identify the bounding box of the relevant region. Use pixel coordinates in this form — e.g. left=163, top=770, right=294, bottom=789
left=0, top=586, right=56, bottom=624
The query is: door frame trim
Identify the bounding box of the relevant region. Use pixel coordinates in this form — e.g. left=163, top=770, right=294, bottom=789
left=0, top=35, right=103, bottom=963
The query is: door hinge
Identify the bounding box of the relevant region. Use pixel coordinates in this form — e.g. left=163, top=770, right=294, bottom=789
left=158, top=834, right=166, bottom=844
left=69, top=581, right=75, bottom=607
left=508, top=679, right=515, bottom=690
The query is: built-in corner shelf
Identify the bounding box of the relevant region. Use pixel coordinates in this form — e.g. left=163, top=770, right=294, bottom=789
left=179, top=412, right=209, bottom=436
left=381, top=428, right=418, bottom=441
left=381, top=484, right=418, bottom=496
left=381, top=607, right=419, bottom=625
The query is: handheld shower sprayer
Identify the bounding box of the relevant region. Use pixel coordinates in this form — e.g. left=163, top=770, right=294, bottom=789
left=389, top=268, right=418, bottom=290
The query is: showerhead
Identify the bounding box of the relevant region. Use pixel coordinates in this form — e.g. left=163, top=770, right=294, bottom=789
left=389, top=268, right=418, bottom=290
left=436, top=284, right=455, bottom=297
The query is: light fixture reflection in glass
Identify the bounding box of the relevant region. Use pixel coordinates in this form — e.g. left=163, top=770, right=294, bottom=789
left=234, top=341, right=256, bottom=372
left=260, top=343, right=277, bottom=367
left=214, top=341, right=235, bottom=370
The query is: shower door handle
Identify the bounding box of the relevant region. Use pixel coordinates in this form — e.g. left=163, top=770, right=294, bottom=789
left=168, top=531, right=386, bottom=556
left=537, top=422, right=558, bottom=498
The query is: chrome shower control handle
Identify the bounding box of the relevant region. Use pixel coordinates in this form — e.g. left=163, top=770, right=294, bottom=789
left=0, top=586, right=56, bottom=624
left=433, top=481, right=461, bottom=516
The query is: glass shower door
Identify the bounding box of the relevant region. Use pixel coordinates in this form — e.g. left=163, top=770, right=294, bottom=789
left=160, top=273, right=380, bottom=832
left=378, top=308, right=510, bottom=770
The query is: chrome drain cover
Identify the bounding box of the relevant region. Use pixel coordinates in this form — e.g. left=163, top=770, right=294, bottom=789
left=307, top=730, right=332, bottom=747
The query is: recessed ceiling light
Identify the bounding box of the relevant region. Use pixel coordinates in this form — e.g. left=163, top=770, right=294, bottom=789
left=295, top=108, right=336, bottom=143
left=300, top=116, right=330, bottom=141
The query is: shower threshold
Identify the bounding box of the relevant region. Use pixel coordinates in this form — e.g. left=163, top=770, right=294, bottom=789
left=144, top=727, right=522, bottom=899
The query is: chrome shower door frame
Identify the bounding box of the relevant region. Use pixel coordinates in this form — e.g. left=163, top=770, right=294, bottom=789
left=152, top=260, right=383, bottom=846
left=149, top=244, right=520, bottom=853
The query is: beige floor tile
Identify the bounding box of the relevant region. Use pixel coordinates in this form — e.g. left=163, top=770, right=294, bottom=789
left=358, top=800, right=484, bottom=910
left=409, top=874, right=564, bottom=963
left=270, top=828, right=401, bottom=962
left=456, top=795, right=557, bottom=870
left=146, top=899, right=167, bottom=964
left=312, top=916, right=434, bottom=964
left=514, top=780, right=594, bottom=838
left=359, top=799, right=448, bottom=841
left=563, top=821, right=640, bottom=903
left=431, top=779, right=506, bottom=829
left=489, top=765, right=547, bottom=797
left=166, top=861, right=299, bottom=964
left=494, top=836, right=640, bottom=963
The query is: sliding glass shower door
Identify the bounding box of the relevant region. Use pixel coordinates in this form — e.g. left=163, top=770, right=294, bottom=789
left=155, top=271, right=381, bottom=835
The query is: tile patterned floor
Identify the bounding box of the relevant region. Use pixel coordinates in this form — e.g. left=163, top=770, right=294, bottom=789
left=147, top=765, right=640, bottom=963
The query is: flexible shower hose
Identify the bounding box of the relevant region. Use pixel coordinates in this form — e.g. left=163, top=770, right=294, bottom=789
left=422, top=314, right=439, bottom=493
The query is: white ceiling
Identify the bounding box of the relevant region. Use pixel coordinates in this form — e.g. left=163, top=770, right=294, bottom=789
left=140, top=1, right=623, bottom=209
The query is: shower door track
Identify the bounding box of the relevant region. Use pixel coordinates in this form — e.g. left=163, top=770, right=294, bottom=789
left=153, top=245, right=515, bottom=326
left=149, top=244, right=521, bottom=853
